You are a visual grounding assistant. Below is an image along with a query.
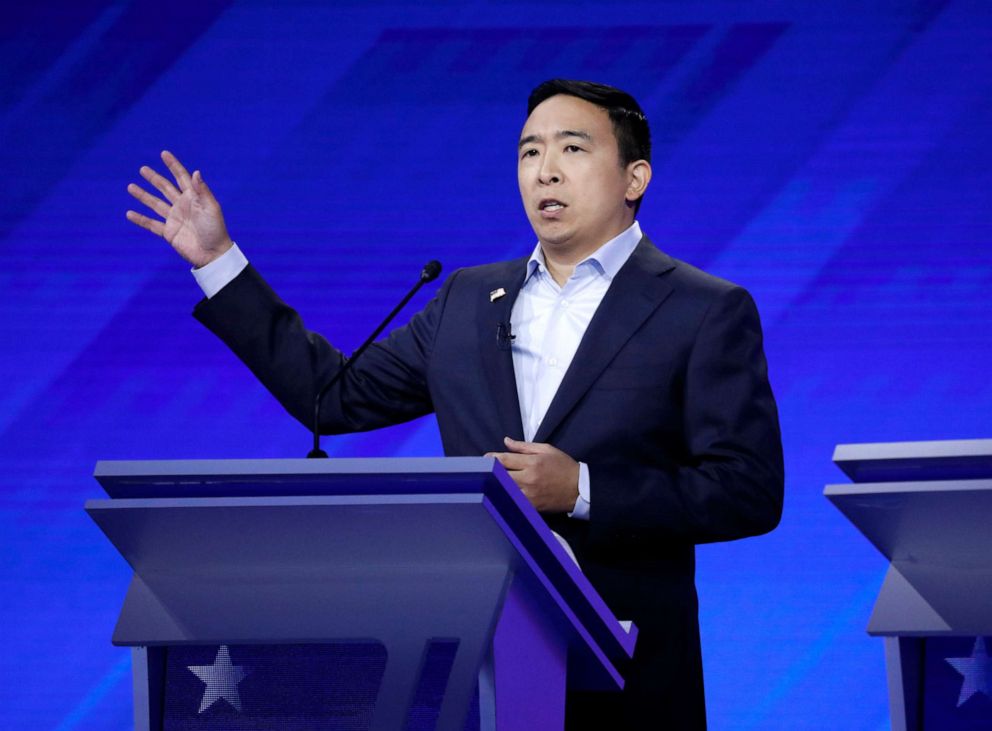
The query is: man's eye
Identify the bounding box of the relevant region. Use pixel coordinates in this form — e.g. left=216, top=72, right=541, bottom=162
left=564, top=144, right=582, bottom=153
left=522, top=149, right=538, bottom=159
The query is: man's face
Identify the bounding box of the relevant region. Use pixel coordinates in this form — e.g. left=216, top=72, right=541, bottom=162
left=518, top=94, right=636, bottom=260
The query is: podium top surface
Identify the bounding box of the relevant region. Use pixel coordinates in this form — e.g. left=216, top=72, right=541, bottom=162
left=826, top=439, right=992, bottom=562
left=94, top=457, right=506, bottom=499
left=832, top=439, right=992, bottom=482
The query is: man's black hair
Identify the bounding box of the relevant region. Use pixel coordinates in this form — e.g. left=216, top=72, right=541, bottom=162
left=527, top=79, right=651, bottom=210
left=528, top=79, right=651, bottom=166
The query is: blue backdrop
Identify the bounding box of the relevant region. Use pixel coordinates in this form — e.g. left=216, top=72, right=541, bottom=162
left=1, top=1, right=990, bottom=728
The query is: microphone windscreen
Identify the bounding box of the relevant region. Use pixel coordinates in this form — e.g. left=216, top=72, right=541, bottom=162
left=421, top=260, right=442, bottom=282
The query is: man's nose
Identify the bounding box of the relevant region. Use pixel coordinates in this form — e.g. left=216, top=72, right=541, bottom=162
left=538, top=153, right=561, bottom=185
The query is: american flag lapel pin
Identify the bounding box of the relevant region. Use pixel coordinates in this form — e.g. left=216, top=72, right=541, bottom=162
left=490, top=287, right=506, bottom=302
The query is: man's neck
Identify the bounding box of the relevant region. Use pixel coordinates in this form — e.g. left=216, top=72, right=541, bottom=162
left=543, top=256, right=573, bottom=287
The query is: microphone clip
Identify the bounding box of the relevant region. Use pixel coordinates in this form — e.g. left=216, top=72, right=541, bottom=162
left=496, top=322, right=516, bottom=351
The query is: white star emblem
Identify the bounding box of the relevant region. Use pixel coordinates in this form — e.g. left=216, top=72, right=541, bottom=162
left=945, top=637, right=992, bottom=707
left=187, top=645, right=250, bottom=713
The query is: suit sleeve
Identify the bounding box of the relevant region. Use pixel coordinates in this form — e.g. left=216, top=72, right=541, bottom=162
left=587, top=286, right=784, bottom=546
left=193, top=264, right=455, bottom=434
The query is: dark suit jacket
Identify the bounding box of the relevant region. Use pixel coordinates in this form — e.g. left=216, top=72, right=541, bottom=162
left=194, top=235, right=784, bottom=729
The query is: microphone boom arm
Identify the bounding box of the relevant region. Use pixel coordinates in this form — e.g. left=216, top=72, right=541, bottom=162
left=307, top=260, right=442, bottom=458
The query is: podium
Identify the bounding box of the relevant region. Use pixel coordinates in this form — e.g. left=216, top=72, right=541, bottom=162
left=86, top=457, right=637, bottom=731
left=825, top=439, right=992, bottom=730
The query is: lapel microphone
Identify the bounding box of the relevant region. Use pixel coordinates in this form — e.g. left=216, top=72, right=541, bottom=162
left=307, top=260, right=442, bottom=458
left=496, top=321, right=516, bottom=351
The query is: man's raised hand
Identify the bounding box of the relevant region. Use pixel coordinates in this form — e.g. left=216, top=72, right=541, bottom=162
left=126, top=150, right=233, bottom=268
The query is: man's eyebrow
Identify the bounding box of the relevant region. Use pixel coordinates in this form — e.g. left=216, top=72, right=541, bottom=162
left=518, top=129, right=594, bottom=150
left=518, top=134, right=540, bottom=150
left=556, top=129, right=593, bottom=143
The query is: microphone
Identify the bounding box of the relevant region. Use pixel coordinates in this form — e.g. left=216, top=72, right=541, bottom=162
left=307, top=260, right=443, bottom=458
left=496, top=321, right=515, bottom=351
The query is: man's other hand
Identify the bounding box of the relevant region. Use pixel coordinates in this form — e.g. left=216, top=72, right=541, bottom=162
left=486, top=437, right=580, bottom=513
left=126, top=150, right=233, bottom=268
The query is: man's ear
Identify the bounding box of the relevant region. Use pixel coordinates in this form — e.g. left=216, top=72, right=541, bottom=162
left=625, top=160, right=652, bottom=204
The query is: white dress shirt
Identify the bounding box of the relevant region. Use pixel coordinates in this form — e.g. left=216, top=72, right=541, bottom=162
left=193, top=221, right=643, bottom=521
left=510, top=221, right=642, bottom=519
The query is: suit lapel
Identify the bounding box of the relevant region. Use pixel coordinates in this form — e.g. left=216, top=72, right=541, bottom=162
left=533, top=238, right=676, bottom=444
left=477, top=258, right=528, bottom=442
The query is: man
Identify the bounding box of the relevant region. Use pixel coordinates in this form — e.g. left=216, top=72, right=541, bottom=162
left=127, top=79, right=784, bottom=729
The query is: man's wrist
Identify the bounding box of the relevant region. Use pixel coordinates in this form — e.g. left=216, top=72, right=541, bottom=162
left=568, top=461, right=591, bottom=520
left=192, top=242, right=248, bottom=298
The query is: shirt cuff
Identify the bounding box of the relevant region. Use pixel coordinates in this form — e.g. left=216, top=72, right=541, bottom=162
left=192, top=243, right=248, bottom=299
left=568, top=461, right=591, bottom=520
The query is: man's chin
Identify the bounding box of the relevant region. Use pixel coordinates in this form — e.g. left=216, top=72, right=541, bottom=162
left=534, top=222, right=574, bottom=249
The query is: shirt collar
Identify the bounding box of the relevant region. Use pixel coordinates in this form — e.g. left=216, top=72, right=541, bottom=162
left=525, top=220, right=642, bottom=283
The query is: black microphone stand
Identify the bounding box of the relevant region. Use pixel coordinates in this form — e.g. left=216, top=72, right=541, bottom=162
left=307, top=261, right=442, bottom=458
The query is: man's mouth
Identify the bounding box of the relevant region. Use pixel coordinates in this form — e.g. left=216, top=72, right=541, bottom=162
left=539, top=199, right=566, bottom=213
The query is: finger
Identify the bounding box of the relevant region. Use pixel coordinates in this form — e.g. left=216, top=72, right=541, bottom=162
left=503, top=436, right=547, bottom=454
left=161, top=150, right=193, bottom=192
left=192, top=170, right=219, bottom=205
left=127, top=183, right=170, bottom=219
left=126, top=210, right=165, bottom=237
left=140, top=165, right=180, bottom=203
left=489, top=452, right=530, bottom=471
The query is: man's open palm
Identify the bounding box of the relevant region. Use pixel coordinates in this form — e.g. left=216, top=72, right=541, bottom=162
left=126, top=150, right=233, bottom=268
